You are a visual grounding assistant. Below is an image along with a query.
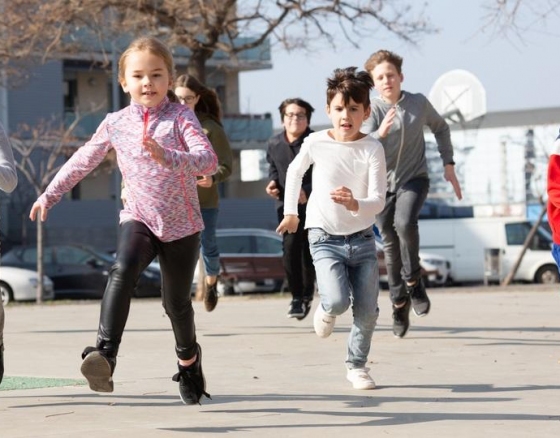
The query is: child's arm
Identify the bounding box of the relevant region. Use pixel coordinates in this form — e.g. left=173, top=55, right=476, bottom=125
left=547, top=137, right=560, bottom=208
left=30, top=119, right=113, bottom=222
left=347, top=141, right=387, bottom=218
left=151, top=113, right=217, bottom=176
left=424, top=96, right=462, bottom=200
left=265, top=142, right=281, bottom=199
left=0, top=124, right=17, bottom=193
left=277, top=139, right=313, bottom=234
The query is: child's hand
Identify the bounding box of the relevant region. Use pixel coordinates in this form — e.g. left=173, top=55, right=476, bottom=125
left=330, top=186, right=359, bottom=212
left=197, top=175, right=213, bottom=188
left=265, top=180, right=280, bottom=199
left=29, top=201, right=48, bottom=222
left=444, top=164, right=463, bottom=200
left=378, top=106, right=397, bottom=138
left=143, top=137, right=166, bottom=165
left=276, top=215, right=299, bottom=234
left=298, top=189, right=308, bottom=204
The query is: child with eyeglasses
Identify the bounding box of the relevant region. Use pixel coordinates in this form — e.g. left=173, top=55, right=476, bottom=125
left=266, top=98, right=317, bottom=320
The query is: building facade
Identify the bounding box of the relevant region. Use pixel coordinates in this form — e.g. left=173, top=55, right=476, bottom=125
left=0, top=38, right=275, bottom=250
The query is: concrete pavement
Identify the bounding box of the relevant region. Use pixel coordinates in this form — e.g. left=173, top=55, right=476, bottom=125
left=1, top=284, right=560, bottom=437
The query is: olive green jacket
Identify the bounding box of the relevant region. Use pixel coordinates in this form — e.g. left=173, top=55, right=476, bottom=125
left=197, top=113, right=233, bottom=208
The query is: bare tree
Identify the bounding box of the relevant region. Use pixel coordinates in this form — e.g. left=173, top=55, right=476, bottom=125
left=0, top=1, right=438, bottom=83
left=9, top=116, right=116, bottom=302
left=479, top=0, right=560, bottom=42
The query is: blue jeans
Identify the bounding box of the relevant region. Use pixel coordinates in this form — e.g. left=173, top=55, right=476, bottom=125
left=376, top=176, right=430, bottom=304
left=201, top=208, right=221, bottom=277
left=308, top=227, right=380, bottom=369
left=552, top=243, right=560, bottom=273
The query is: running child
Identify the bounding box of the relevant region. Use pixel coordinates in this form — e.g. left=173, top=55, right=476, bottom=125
left=277, top=67, right=386, bottom=390
left=29, top=36, right=217, bottom=405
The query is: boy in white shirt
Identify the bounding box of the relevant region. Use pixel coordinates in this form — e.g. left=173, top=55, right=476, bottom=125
left=277, top=67, right=386, bottom=390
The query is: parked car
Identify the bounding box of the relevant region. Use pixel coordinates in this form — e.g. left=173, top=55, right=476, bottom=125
left=1, top=244, right=161, bottom=299
left=214, top=228, right=285, bottom=295
left=0, top=266, right=54, bottom=305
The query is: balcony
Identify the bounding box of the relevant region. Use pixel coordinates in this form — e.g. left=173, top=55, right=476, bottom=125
left=223, top=113, right=273, bottom=145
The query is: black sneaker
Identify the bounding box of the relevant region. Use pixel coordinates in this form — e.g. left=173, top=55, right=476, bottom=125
left=392, top=297, right=411, bottom=338
left=296, top=298, right=313, bottom=321
left=204, top=280, right=219, bottom=312
left=80, top=346, right=116, bottom=393
left=407, top=278, right=430, bottom=316
left=287, top=299, right=305, bottom=319
left=0, top=344, right=4, bottom=385
left=172, top=344, right=211, bottom=405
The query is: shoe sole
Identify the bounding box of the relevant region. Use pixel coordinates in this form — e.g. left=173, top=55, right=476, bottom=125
left=287, top=312, right=306, bottom=319
left=348, top=380, right=376, bottom=390
left=393, top=326, right=409, bottom=338
left=346, top=372, right=376, bottom=389
left=81, top=351, right=114, bottom=393
left=204, top=300, right=218, bottom=312
left=412, top=301, right=430, bottom=317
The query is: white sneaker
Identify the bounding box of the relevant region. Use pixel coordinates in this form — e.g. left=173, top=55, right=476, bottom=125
left=313, top=305, right=336, bottom=338
left=347, top=367, right=376, bottom=390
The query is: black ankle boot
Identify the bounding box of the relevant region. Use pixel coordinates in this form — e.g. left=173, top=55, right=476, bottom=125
left=80, top=346, right=116, bottom=393
left=172, top=344, right=211, bottom=405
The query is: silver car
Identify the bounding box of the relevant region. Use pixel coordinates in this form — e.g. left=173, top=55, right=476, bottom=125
left=0, top=266, right=54, bottom=305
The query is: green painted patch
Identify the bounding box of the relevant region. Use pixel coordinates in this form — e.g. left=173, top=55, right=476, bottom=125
left=0, top=376, right=87, bottom=391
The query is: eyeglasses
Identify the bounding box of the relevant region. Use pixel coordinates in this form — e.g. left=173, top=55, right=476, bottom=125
left=177, top=95, right=197, bottom=104
left=284, top=113, right=307, bottom=121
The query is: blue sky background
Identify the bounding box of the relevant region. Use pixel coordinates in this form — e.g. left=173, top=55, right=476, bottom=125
left=239, top=0, right=560, bottom=129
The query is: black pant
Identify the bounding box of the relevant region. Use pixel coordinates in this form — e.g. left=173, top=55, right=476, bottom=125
left=96, top=220, right=200, bottom=360
left=376, top=176, right=429, bottom=304
left=277, top=208, right=316, bottom=300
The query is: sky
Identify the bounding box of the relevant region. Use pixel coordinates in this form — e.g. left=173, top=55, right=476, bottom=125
left=239, top=0, right=560, bottom=129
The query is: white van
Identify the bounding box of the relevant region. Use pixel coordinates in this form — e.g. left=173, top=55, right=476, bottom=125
left=418, top=217, right=558, bottom=284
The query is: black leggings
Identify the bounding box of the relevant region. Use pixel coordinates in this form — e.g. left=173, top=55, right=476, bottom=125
left=96, top=220, right=200, bottom=360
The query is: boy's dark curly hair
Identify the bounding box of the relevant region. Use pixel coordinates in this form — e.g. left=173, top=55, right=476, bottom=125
left=326, top=67, right=373, bottom=107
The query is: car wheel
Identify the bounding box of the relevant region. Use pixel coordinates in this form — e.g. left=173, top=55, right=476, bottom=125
left=0, top=282, right=14, bottom=306
left=535, top=265, right=560, bottom=284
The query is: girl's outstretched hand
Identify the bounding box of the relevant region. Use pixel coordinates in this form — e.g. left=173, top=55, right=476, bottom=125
left=29, top=201, right=48, bottom=222
left=143, top=137, right=166, bottom=165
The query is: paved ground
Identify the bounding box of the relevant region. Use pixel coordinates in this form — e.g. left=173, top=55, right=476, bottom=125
left=1, top=284, right=560, bottom=437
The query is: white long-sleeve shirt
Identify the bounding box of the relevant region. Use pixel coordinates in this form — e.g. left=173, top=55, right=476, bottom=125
left=284, top=129, right=386, bottom=235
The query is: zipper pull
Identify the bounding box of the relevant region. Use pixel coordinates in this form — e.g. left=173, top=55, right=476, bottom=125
left=143, top=110, right=149, bottom=140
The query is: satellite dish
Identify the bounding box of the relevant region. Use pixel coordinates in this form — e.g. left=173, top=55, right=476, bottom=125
left=428, top=69, right=487, bottom=125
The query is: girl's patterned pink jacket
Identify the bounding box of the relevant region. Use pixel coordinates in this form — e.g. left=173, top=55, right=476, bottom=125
left=38, top=97, right=218, bottom=242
